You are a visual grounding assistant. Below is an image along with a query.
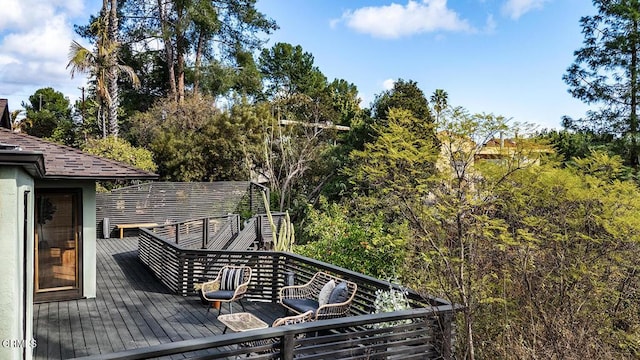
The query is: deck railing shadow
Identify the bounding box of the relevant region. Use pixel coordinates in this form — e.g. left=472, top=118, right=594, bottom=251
left=111, top=251, right=173, bottom=294
left=124, top=225, right=458, bottom=359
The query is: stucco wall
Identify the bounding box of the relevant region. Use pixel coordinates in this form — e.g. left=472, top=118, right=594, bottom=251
left=0, top=167, right=35, bottom=359
left=36, top=180, right=97, bottom=298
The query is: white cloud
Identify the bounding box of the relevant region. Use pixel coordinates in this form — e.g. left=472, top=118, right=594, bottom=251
left=382, top=79, right=396, bottom=90
left=3, top=16, right=73, bottom=61
left=0, top=0, right=89, bottom=107
left=502, top=0, right=548, bottom=20
left=335, top=0, right=474, bottom=39
left=0, top=0, right=84, bottom=32
left=484, top=14, right=497, bottom=33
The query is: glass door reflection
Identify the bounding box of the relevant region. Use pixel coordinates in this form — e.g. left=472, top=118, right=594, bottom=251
left=35, top=191, right=81, bottom=294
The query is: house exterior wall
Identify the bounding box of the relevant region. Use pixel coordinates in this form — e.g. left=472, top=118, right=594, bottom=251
left=36, top=180, right=97, bottom=298
left=0, top=167, right=36, bottom=360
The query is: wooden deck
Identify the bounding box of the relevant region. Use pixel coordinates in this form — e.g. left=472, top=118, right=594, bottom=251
left=33, top=237, right=282, bottom=360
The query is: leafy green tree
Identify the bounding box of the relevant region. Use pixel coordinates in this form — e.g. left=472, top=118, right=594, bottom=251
left=347, top=108, right=439, bottom=195
left=82, top=136, right=157, bottom=190
left=325, top=79, right=362, bottom=127
left=304, top=79, right=366, bottom=202
left=130, top=95, right=263, bottom=181
left=563, top=0, right=640, bottom=166
left=348, top=105, right=535, bottom=359
left=259, top=42, right=327, bottom=99
left=365, top=106, right=639, bottom=359
left=82, top=136, right=156, bottom=172
left=257, top=50, right=360, bottom=210
left=20, top=88, right=75, bottom=145
left=404, top=114, right=540, bottom=360
left=120, top=0, right=277, bottom=104
left=296, top=197, right=409, bottom=278
left=536, top=129, right=610, bottom=162
left=257, top=45, right=361, bottom=207
left=371, top=79, right=432, bottom=123
left=117, top=45, right=168, bottom=117
left=358, top=79, right=435, bottom=149
left=194, top=48, right=264, bottom=99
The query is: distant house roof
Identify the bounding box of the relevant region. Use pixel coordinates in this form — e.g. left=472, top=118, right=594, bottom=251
left=0, top=99, right=11, bottom=129
left=0, top=128, right=158, bottom=180
left=484, top=138, right=518, bottom=148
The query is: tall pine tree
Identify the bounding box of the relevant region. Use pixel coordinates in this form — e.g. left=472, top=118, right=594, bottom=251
left=564, top=0, right=640, bottom=166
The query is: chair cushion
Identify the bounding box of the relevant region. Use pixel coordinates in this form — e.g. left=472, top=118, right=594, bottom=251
left=282, top=298, right=319, bottom=314
left=204, top=290, right=235, bottom=300
left=328, top=282, right=349, bottom=304
left=220, top=268, right=244, bottom=291
left=318, top=280, right=335, bottom=306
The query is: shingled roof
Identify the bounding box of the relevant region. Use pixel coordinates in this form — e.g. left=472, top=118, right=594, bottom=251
left=0, top=128, right=158, bottom=180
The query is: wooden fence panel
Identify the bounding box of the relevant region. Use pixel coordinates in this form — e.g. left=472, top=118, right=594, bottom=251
left=96, top=182, right=261, bottom=238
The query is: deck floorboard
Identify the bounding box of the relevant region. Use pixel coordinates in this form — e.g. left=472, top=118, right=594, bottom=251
left=33, top=237, right=283, bottom=359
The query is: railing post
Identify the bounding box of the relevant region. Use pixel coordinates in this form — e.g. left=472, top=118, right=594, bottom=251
left=256, top=215, right=262, bottom=248
left=202, top=218, right=208, bottom=249
left=175, top=223, right=180, bottom=244
left=280, top=333, right=295, bottom=360
left=272, top=253, right=279, bottom=303
left=178, top=252, right=188, bottom=296
left=249, top=183, right=254, bottom=215
left=435, top=311, right=454, bottom=360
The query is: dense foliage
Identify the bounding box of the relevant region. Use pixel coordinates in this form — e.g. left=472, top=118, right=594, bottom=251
left=296, top=197, right=409, bottom=279
left=477, top=160, right=640, bottom=359
left=129, top=96, right=264, bottom=181
left=13, top=2, right=640, bottom=358
left=20, top=87, right=75, bottom=146
left=82, top=136, right=156, bottom=173
left=82, top=136, right=157, bottom=191
left=564, top=0, right=640, bottom=166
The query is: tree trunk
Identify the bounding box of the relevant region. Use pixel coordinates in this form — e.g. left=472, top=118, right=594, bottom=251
left=107, top=67, right=119, bottom=137
left=193, top=31, right=205, bottom=97
left=176, top=45, right=186, bottom=105
left=107, top=0, right=119, bottom=137
left=175, top=1, right=186, bottom=105
left=158, top=0, right=177, bottom=102
left=630, top=18, right=639, bottom=167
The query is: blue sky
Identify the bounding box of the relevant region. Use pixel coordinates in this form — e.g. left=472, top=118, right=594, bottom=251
left=255, top=0, right=596, bottom=129
left=0, top=0, right=596, bottom=130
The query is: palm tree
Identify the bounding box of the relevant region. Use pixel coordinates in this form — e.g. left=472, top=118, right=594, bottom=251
left=430, top=89, right=449, bottom=124
left=67, top=4, right=139, bottom=137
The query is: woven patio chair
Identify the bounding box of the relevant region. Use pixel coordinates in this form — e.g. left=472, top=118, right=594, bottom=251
left=279, top=271, right=357, bottom=321
left=201, top=265, right=252, bottom=315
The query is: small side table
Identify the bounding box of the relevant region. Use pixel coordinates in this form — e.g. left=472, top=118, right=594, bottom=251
left=218, top=312, right=269, bottom=334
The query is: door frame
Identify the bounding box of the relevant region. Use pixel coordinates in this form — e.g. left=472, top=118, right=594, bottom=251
left=34, top=188, right=83, bottom=302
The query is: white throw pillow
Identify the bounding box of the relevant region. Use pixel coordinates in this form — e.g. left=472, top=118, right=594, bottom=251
left=318, top=279, right=336, bottom=306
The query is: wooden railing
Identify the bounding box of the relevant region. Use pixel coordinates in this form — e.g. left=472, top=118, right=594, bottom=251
left=74, top=307, right=455, bottom=360
left=146, top=214, right=240, bottom=249
left=136, top=228, right=457, bottom=359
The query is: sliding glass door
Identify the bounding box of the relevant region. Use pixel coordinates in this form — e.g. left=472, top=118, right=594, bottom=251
left=34, top=189, right=82, bottom=301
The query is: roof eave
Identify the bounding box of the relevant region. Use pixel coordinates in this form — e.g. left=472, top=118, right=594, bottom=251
left=41, top=174, right=159, bottom=181
left=0, top=151, right=46, bottom=178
